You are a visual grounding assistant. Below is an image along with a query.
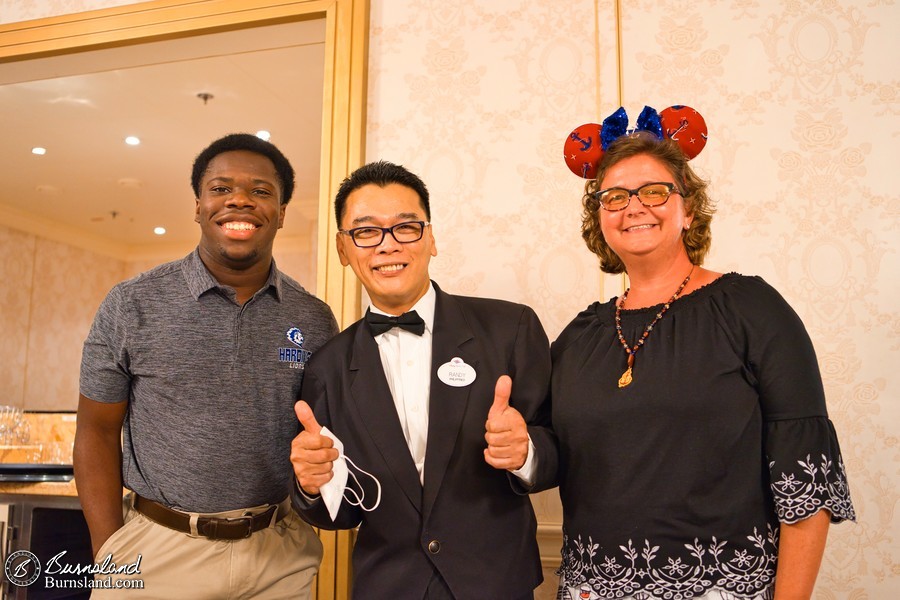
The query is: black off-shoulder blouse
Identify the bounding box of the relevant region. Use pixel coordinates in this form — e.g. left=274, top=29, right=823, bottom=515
left=552, top=274, right=855, bottom=600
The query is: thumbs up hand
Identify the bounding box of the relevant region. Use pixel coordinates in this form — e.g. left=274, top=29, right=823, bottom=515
left=290, top=400, right=339, bottom=496
left=483, top=375, right=529, bottom=471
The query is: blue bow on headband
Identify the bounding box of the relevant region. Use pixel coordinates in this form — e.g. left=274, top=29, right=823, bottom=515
left=600, top=106, right=663, bottom=151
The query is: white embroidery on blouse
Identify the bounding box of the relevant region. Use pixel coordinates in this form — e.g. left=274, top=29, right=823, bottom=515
left=559, top=526, right=777, bottom=600
left=769, top=453, right=856, bottom=523
left=559, top=451, right=854, bottom=599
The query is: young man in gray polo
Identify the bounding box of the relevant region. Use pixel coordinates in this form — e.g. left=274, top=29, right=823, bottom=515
left=74, top=133, right=338, bottom=598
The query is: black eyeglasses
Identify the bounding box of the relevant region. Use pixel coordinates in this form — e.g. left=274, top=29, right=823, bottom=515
left=340, top=221, right=430, bottom=248
left=593, top=182, right=682, bottom=211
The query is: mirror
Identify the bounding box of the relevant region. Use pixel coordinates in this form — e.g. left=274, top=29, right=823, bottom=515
left=0, top=19, right=325, bottom=281
left=0, top=0, right=367, bottom=412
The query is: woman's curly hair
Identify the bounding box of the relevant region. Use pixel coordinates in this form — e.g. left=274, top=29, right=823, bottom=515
left=580, top=134, right=715, bottom=273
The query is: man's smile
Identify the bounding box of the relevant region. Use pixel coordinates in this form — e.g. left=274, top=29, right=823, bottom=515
left=222, top=221, right=258, bottom=231
left=374, top=263, right=407, bottom=273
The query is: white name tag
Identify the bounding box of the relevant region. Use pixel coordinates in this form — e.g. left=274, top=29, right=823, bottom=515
left=437, top=357, right=477, bottom=387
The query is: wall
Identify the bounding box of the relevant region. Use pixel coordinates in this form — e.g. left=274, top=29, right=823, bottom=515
left=1, top=0, right=897, bottom=596
left=0, top=225, right=126, bottom=411
left=0, top=1, right=143, bottom=25
left=365, top=0, right=898, bottom=597
left=616, top=3, right=898, bottom=594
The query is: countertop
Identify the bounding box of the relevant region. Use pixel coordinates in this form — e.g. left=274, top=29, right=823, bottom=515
left=0, top=412, right=78, bottom=496
left=0, top=479, right=78, bottom=497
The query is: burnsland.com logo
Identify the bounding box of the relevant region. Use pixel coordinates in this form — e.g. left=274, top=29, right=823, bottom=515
left=4, top=550, right=41, bottom=587
left=4, top=550, right=144, bottom=590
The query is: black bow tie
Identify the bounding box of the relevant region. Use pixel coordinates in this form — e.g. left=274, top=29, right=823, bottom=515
left=365, top=308, right=426, bottom=336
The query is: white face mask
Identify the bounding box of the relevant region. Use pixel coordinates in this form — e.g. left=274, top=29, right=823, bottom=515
left=318, top=426, right=382, bottom=521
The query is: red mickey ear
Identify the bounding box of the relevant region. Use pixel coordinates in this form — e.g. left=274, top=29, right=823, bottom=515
left=563, top=123, right=603, bottom=179
left=659, top=105, right=708, bottom=159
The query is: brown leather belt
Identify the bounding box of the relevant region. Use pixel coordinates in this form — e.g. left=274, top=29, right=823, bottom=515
left=133, top=495, right=280, bottom=540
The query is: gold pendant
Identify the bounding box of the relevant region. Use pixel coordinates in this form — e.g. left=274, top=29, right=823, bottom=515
left=618, top=367, right=633, bottom=388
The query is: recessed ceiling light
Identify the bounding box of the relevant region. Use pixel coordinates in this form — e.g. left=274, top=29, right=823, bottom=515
left=125, top=136, right=141, bottom=146
left=117, top=178, right=142, bottom=189
left=153, top=227, right=166, bottom=235
left=256, top=130, right=271, bottom=141
left=32, top=147, right=47, bottom=155
left=35, top=184, right=60, bottom=194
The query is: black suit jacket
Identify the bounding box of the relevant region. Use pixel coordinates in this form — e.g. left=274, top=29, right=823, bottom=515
left=292, top=283, right=556, bottom=599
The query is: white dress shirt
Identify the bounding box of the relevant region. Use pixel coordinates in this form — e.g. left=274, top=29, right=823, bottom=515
left=371, top=283, right=536, bottom=486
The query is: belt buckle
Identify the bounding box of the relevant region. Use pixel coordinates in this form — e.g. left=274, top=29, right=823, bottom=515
left=228, top=515, right=255, bottom=539
left=200, top=515, right=254, bottom=540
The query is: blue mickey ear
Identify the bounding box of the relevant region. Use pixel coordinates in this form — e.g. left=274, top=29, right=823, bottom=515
left=600, top=107, right=629, bottom=150
left=634, top=105, right=662, bottom=138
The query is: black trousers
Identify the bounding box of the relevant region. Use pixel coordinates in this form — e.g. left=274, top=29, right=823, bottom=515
left=424, top=570, right=535, bottom=600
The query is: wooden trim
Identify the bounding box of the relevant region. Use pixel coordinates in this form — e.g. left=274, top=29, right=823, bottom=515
left=0, top=0, right=330, bottom=60
left=0, top=2, right=368, bottom=597
left=614, top=0, right=624, bottom=106
left=537, top=522, right=563, bottom=567
left=316, top=0, right=368, bottom=328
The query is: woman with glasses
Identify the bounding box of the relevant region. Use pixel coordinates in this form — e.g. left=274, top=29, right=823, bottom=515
left=553, top=129, right=855, bottom=600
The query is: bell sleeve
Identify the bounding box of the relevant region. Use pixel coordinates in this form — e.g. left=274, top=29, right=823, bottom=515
left=735, top=277, right=856, bottom=524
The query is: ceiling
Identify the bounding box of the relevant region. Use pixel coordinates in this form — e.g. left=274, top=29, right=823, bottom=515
left=0, top=18, right=325, bottom=255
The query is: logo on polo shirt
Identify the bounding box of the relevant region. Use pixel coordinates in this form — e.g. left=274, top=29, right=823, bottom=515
left=279, top=327, right=312, bottom=369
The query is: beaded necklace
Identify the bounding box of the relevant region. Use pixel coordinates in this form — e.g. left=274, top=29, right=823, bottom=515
left=614, top=267, right=693, bottom=388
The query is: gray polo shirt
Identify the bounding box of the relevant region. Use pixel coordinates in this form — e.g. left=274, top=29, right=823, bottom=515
left=80, top=249, right=339, bottom=512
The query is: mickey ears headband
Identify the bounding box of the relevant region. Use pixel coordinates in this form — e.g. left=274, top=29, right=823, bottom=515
left=563, top=105, right=708, bottom=179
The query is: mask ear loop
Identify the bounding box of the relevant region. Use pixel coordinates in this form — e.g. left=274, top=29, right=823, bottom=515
left=342, top=456, right=382, bottom=512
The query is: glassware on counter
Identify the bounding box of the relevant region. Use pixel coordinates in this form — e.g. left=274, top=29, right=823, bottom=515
left=0, top=405, right=30, bottom=445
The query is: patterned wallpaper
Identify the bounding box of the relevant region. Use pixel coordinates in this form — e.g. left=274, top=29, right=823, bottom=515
left=672, top=1, right=890, bottom=594
left=365, top=0, right=898, bottom=597
left=0, top=225, right=127, bottom=411
left=0, top=0, right=140, bottom=21
left=1, top=0, right=896, bottom=596
left=0, top=226, right=36, bottom=409
left=367, top=0, right=603, bottom=336
left=617, top=2, right=898, bottom=596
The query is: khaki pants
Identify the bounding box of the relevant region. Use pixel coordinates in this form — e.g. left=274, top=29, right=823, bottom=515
left=91, top=495, right=322, bottom=599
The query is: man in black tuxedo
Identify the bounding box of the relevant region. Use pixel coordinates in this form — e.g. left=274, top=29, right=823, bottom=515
left=290, top=161, right=556, bottom=599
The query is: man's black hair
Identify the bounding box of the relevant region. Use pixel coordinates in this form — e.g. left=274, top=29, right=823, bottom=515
left=191, top=133, right=295, bottom=205
left=334, top=160, right=431, bottom=226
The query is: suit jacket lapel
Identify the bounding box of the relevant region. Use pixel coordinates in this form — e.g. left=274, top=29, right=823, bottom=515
left=349, top=322, right=423, bottom=514
left=422, top=286, right=477, bottom=521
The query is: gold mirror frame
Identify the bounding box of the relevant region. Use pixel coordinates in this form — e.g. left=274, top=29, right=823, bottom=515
left=0, top=1, right=366, bottom=596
